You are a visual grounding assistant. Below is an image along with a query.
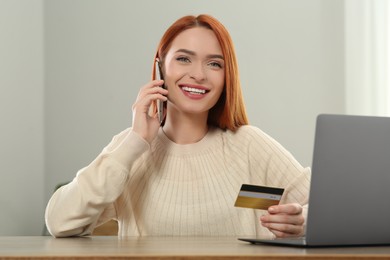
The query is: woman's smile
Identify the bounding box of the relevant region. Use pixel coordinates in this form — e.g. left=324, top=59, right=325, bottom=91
left=179, top=84, right=210, bottom=99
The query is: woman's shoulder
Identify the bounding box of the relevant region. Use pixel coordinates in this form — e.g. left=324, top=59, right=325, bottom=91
left=236, top=124, right=263, bottom=134
left=227, top=124, right=289, bottom=151
left=214, top=125, right=272, bottom=147
left=230, top=125, right=270, bottom=140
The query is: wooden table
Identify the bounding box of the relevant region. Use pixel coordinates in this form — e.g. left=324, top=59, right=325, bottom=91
left=1, top=236, right=390, bottom=259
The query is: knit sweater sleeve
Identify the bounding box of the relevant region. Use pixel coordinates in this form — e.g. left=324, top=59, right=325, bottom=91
left=244, top=126, right=311, bottom=228
left=45, top=129, right=149, bottom=237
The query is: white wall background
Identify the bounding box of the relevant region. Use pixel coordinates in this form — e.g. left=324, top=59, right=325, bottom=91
left=345, top=0, right=390, bottom=116
left=0, top=0, right=45, bottom=235
left=1, top=0, right=345, bottom=235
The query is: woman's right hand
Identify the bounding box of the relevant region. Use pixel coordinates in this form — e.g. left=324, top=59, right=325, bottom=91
left=131, top=80, right=168, bottom=144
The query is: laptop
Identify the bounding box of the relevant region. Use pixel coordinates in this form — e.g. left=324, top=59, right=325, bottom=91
left=239, top=114, right=390, bottom=247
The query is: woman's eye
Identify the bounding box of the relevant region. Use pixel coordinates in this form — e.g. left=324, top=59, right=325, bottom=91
left=176, top=56, right=190, bottom=63
left=209, top=61, right=223, bottom=68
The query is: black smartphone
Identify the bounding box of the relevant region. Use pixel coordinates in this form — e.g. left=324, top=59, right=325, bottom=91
left=155, top=59, right=165, bottom=124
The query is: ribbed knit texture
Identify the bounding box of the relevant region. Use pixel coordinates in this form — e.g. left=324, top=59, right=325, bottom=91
left=45, top=126, right=310, bottom=238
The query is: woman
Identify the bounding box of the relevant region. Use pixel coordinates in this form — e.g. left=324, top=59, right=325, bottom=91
left=45, top=14, right=310, bottom=238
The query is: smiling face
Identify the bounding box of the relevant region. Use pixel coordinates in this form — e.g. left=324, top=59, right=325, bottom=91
left=162, top=27, right=225, bottom=118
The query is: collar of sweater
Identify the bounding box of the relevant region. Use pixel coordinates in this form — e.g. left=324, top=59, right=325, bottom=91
left=153, top=126, right=222, bottom=155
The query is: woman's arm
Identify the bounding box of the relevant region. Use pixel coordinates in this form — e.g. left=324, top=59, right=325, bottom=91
left=45, top=129, right=149, bottom=237
left=246, top=126, right=311, bottom=238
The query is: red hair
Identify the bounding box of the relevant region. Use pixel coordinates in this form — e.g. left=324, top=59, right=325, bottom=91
left=152, top=14, right=249, bottom=131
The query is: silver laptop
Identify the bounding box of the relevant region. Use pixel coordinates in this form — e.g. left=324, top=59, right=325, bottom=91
left=239, top=114, right=390, bottom=247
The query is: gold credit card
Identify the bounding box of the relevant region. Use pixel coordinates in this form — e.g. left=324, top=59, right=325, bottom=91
left=234, top=184, right=284, bottom=210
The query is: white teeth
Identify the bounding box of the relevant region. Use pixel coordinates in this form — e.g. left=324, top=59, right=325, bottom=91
left=182, top=86, right=206, bottom=94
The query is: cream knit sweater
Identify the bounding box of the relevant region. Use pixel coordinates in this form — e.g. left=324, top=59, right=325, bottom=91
left=45, top=125, right=310, bottom=238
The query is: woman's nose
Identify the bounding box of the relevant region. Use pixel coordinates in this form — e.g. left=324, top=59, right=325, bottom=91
left=189, top=63, right=206, bottom=82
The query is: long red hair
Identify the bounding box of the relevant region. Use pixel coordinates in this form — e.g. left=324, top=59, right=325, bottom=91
left=152, top=14, right=249, bottom=131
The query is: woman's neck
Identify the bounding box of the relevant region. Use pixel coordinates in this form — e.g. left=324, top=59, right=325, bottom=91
left=162, top=112, right=209, bottom=144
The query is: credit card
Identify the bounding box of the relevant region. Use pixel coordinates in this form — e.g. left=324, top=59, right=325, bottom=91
left=234, top=184, right=284, bottom=210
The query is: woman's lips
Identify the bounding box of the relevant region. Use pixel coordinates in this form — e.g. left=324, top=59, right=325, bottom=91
left=179, top=85, right=210, bottom=99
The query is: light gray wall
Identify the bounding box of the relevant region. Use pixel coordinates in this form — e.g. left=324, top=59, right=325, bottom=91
left=1, top=0, right=345, bottom=235
left=0, top=0, right=45, bottom=235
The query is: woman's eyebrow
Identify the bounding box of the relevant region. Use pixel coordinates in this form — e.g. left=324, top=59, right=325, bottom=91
left=176, top=48, right=196, bottom=56
left=176, top=48, right=224, bottom=60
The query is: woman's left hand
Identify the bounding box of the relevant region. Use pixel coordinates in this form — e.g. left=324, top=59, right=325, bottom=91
left=260, top=203, right=305, bottom=238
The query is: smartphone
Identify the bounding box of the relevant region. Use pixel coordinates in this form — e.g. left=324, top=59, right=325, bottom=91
left=155, top=59, right=165, bottom=124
